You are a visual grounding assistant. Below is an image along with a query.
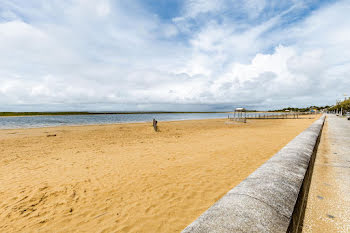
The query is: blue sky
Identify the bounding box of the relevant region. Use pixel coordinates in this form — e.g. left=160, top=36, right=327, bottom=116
left=0, top=0, right=349, bottom=111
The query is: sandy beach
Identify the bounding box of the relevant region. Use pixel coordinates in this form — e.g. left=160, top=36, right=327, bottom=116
left=0, top=117, right=319, bottom=233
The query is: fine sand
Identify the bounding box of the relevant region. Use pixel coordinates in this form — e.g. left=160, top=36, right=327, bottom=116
left=0, top=117, right=319, bottom=232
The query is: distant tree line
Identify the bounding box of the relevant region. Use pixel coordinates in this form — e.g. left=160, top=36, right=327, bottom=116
left=328, top=98, right=350, bottom=112
left=0, top=111, right=230, bottom=117
left=0, top=112, right=89, bottom=117
left=268, top=106, right=330, bottom=112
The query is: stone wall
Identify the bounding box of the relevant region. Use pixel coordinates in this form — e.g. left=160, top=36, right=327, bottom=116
left=182, top=115, right=326, bottom=233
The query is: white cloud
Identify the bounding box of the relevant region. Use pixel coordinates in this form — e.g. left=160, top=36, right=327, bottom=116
left=0, top=0, right=349, bottom=111
left=243, top=0, right=266, bottom=19
left=182, top=0, right=225, bottom=18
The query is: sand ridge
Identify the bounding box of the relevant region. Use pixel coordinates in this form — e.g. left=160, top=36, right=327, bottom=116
left=0, top=117, right=319, bottom=232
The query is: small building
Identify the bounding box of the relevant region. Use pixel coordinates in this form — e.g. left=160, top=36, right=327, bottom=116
left=233, top=107, right=246, bottom=123
left=235, top=107, right=245, bottom=112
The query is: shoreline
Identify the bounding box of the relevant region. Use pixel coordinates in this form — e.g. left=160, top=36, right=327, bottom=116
left=0, top=117, right=229, bottom=131
left=0, top=114, right=317, bottom=131
left=0, top=112, right=315, bottom=130
left=0, top=111, right=231, bottom=118
left=0, top=111, right=304, bottom=118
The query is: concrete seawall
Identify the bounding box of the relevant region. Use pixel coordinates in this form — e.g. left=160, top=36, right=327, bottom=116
left=182, top=115, right=325, bottom=233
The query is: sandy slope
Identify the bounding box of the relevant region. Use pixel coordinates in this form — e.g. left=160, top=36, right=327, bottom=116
left=0, top=117, right=318, bottom=232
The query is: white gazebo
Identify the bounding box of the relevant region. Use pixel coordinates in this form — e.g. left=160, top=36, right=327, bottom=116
left=232, top=107, right=246, bottom=122
left=235, top=107, right=245, bottom=112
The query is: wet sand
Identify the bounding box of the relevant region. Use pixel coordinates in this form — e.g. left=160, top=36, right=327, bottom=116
left=0, top=117, right=319, bottom=232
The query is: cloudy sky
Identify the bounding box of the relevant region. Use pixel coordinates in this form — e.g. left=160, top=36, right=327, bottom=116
left=0, top=0, right=349, bottom=111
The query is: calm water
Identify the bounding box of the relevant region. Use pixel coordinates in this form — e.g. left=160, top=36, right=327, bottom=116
left=0, top=113, right=229, bottom=129
left=0, top=112, right=286, bottom=129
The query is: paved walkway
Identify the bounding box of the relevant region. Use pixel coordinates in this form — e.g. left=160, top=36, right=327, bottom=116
left=302, top=114, right=350, bottom=232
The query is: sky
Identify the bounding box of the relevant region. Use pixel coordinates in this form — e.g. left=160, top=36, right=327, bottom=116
left=0, top=0, right=349, bottom=111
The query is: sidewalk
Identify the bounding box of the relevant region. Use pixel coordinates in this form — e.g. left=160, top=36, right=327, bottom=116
left=302, top=115, right=350, bottom=232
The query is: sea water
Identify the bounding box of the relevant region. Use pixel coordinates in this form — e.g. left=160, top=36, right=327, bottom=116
left=0, top=112, right=285, bottom=129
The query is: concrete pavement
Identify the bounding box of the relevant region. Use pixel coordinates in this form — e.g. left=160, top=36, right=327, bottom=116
left=302, top=114, right=350, bottom=232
